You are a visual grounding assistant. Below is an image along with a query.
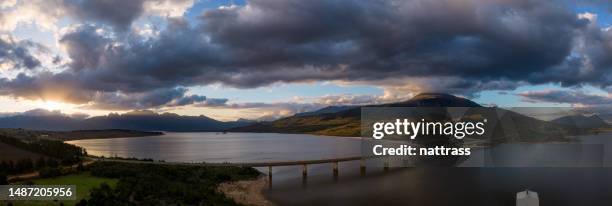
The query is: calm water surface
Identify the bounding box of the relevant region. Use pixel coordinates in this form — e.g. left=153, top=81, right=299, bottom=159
left=68, top=132, right=612, bottom=206
left=67, top=132, right=362, bottom=162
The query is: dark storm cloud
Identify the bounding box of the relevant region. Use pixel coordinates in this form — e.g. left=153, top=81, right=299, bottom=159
left=167, top=94, right=207, bottom=107
left=58, top=0, right=591, bottom=89
left=3, top=0, right=612, bottom=109
left=194, top=94, right=385, bottom=116
left=59, top=24, right=112, bottom=71
left=200, top=0, right=589, bottom=86
left=63, top=0, right=146, bottom=31
left=6, top=108, right=89, bottom=119
left=0, top=36, right=41, bottom=69
left=84, top=87, right=208, bottom=110
left=520, top=90, right=612, bottom=105
left=198, top=101, right=325, bottom=115
left=526, top=14, right=612, bottom=88
left=196, top=98, right=228, bottom=107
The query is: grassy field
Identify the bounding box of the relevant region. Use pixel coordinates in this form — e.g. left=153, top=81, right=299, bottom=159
left=3, top=173, right=117, bottom=206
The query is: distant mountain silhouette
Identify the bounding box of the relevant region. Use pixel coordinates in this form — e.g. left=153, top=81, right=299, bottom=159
left=0, top=110, right=249, bottom=132
left=0, top=115, right=88, bottom=131
left=551, top=114, right=609, bottom=129
left=382, top=93, right=482, bottom=107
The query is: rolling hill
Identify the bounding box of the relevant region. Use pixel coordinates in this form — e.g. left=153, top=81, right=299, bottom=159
left=551, top=114, right=609, bottom=129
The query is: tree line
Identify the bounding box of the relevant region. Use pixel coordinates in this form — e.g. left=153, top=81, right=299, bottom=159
left=0, top=135, right=86, bottom=175
left=0, top=135, right=86, bottom=163
left=0, top=157, right=63, bottom=175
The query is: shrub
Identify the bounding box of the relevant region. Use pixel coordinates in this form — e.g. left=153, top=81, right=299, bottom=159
left=39, top=167, right=62, bottom=178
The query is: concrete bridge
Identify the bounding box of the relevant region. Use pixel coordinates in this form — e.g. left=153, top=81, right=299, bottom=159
left=89, top=156, right=389, bottom=183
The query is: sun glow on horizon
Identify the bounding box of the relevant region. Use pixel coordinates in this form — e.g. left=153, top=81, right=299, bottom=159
left=36, top=100, right=73, bottom=111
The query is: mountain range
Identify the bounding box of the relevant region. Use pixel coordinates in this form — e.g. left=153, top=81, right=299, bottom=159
left=0, top=93, right=604, bottom=138
left=0, top=110, right=249, bottom=132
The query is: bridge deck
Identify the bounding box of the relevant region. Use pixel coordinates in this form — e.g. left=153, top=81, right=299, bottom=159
left=90, top=156, right=372, bottom=167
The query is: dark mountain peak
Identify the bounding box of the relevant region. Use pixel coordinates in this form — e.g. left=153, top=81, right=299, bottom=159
left=587, top=114, right=606, bottom=121
left=294, top=105, right=357, bottom=117
left=411, top=93, right=459, bottom=100
left=236, top=118, right=255, bottom=122
left=124, top=110, right=157, bottom=116
left=389, top=93, right=481, bottom=107
left=161, top=112, right=181, bottom=117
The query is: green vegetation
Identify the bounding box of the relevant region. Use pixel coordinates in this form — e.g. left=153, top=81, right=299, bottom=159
left=0, top=135, right=85, bottom=175
left=5, top=173, right=118, bottom=206
left=2, top=161, right=260, bottom=206
left=80, top=161, right=260, bottom=205
left=0, top=135, right=85, bottom=164
left=0, top=142, right=45, bottom=162
left=0, top=128, right=158, bottom=176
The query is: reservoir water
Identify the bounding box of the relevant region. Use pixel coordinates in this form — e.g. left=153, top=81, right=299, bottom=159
left=68, top=132, right=612, bottom=206
left=67, top=132, right=362, bottom=162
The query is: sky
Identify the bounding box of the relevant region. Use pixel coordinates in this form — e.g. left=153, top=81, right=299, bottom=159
left=0, top=0, right=610, bottom=121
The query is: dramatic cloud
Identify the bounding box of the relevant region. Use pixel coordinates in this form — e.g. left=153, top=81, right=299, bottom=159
left=0, top=0, right=194, bottom=31
left=316, top=94, right=385, bottom=105
left=1, top=0, right=612, bottom=110
left=59, top=24, right=112, bottom=71
left=63, top=0, right=147, bottom=31
left=1, top=108, right=90, bottom=119
left=195, top=98, right=229, bottom=107
left=21, top=108, right=64, bottom=116
left=198, top=0, right=589, bottom=86
left=195, top=93, right=387, bottom=119
left=0, top=35, right=42, bottom=69
left=83, top=87, right=207, bottom=110
left=0, top=0, right=16, bottom=9
left=62, top=0, right=193, bottom=30
left=519, top=90, right=612, bottom=105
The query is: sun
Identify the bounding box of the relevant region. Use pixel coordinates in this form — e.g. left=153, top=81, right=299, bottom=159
left=38, top=100, right=69, bottom=111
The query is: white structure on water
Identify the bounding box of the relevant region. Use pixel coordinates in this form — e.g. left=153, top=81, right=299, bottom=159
left=516, top=190, right=539, bottom=206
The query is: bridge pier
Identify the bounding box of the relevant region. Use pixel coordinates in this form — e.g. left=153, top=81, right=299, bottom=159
left=360, top=159, right=366, bottom=176
left=302, top=164, right=308, bottom=178
left=268, top=166, right=273, bottom=188
left=383, top=158, right=389, bottom=172
left=332, top=161, right=339, bottom=178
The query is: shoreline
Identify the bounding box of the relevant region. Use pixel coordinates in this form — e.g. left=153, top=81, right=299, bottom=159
left=218, top=175, right=274, bottom=206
